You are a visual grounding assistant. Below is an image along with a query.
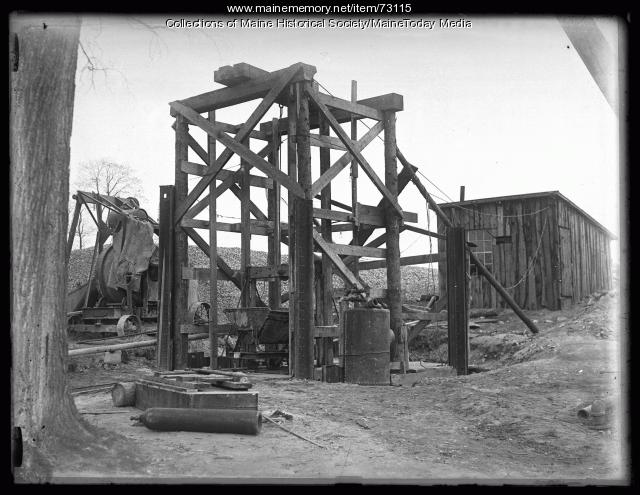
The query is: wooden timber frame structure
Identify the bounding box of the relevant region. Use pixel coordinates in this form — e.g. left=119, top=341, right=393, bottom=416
left=157, top=62, right=539, bottom=377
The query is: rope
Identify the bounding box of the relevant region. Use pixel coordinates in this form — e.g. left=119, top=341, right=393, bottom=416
left=503, top=216, right=548, bottom=290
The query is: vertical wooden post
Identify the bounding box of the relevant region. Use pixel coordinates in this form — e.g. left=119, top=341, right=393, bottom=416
left=173, top=116, right=189, bottom=371
left=383, top=110, right=403, bottom=371
left=459, top=185, right=465, bottom=202
left=66, top=197, right=81, bottom=262
left=268, top=118, right=282, bottom=309
left=446, top=226, right=469, bottom=375
left=287, top=84, right=297, bottom=376
left=319, top=112, right=334, bottom=368
left=350, top=80, right=359, bottom=280
left=208, top=111, right=218, bottom=369
left=157, top=185, right=175, bottom=370
left=294, top=80, right=314, bottom=379
left=240, top=135, right=251, bottom=307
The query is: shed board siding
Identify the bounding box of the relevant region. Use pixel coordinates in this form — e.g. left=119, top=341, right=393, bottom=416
left=438, top=193, right=611, bottom=311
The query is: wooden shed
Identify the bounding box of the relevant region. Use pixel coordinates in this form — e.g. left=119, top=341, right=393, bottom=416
left=437, top=191, right=615, bottom=310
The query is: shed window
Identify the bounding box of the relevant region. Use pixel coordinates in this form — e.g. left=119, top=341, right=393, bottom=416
left=467, top=229, right=494, bottom=275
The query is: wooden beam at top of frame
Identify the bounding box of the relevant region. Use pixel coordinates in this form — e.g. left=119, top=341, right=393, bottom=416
left=170, top=62, right=316, bottom=115
left=260, top=92, right=404, bottom=134
left=173, top=66, right=296, bottom=223
left=306, top=88, right=404, bottom=218
left=316, top=93, right=383, bottom=121
left=214, top=63, right=270, bottom=87
left=181, top=160, right=274, bottom=189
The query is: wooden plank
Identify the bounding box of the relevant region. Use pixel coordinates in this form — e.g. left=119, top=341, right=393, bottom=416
left=181, top=219, right=272, bottom=235
left=383, top=109, right=403, bottom=369
left=267, top=117, right=282, bottom=309
left=310, top=121, right=384, bottom=197
left=181, top=160, right=273, bottom=188
left=180, top=323, right=235, bottom=335
left=355, top=164, right=418, bottom=246
left=214, top=62, right=270, bottom=87
left=183, top=130, right=209, bottom=164
left=402, top=224, right=446, bottom=240
left=157, top=187, right=174, bottom=370
left=349, top=81, right=360, bottom=286
left=331, top=223, right=355, bottom=232
left=313, top=232, right=365, bottom=290
left=319, top=198, right=352, bottom=212
left=313, top=231, right=364, bottom=290
left=207, top=111, right=218, bottom=370
left=229, top=184, right=270, bottom=222
left=248, top=264, right=289, bottom=279
left=171, top=62, right=315, bottom=115
left=66, top=198, right=81, bottom=261
left=358, top=253, right=442, bottom=271
left=287, top=85, right=297, bottom=377
left=313, top=208, right=351, bottom=223
left=447, top=227, right=469, bottom=375
left=316, top=91, right=383, bottom=121
left=182, top=266, right=230, bottom=282
left=294, top=81, right=315, bottom=380
left=320, top=242, right=386, bottom=258
left=309, top=133, right=347, bottom=151
left=240, top=133, right=252, bottom=307
left=306, top=87, right=404, bottom=218
left=356, top=202, right=418, bottom=225
left=319, top=113, right=334, bottom=333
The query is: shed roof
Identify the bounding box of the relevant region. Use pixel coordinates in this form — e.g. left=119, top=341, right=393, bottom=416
left=438, top=190, right=617, bottom=239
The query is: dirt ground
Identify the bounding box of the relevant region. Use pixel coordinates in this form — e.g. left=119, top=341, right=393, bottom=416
left=57, top=293, right=628, bottom=484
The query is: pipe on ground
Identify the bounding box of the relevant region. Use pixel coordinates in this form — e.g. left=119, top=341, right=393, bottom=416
left=134, top=407, right=262, bottom=435
left=68, top=332, right=210, bottom=357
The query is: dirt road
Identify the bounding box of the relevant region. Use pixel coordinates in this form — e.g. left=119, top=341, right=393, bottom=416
left=57, top=294, right=627, bottom=483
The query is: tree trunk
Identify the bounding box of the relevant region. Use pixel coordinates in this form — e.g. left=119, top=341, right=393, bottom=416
left=10, top=15, right=89, bottom=481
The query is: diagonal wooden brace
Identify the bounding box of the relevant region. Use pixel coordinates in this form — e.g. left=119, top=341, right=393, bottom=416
left=171, top=101, right=305, bottom=206
left=310, top=121, right=383, bottom=197
left=313, top=231, right=365, bottom=291
left=305, top=87, right=404, bottom=218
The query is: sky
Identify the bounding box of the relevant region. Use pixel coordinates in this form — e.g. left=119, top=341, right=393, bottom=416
left=67, top=14, right=622, bottom=261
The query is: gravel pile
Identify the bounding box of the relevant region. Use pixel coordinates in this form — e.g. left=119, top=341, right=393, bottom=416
left=68, top=245, right=439, bottom=323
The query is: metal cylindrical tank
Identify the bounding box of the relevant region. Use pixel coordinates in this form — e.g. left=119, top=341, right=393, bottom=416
left=137, top=408, right=262, bottom=435
left=343, top=307, right=392, bottom=385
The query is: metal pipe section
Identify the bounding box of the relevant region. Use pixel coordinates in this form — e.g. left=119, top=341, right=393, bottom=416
left=68, top=332, right=209, bottom=357
left=136, top=407, right=262, bottom=435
